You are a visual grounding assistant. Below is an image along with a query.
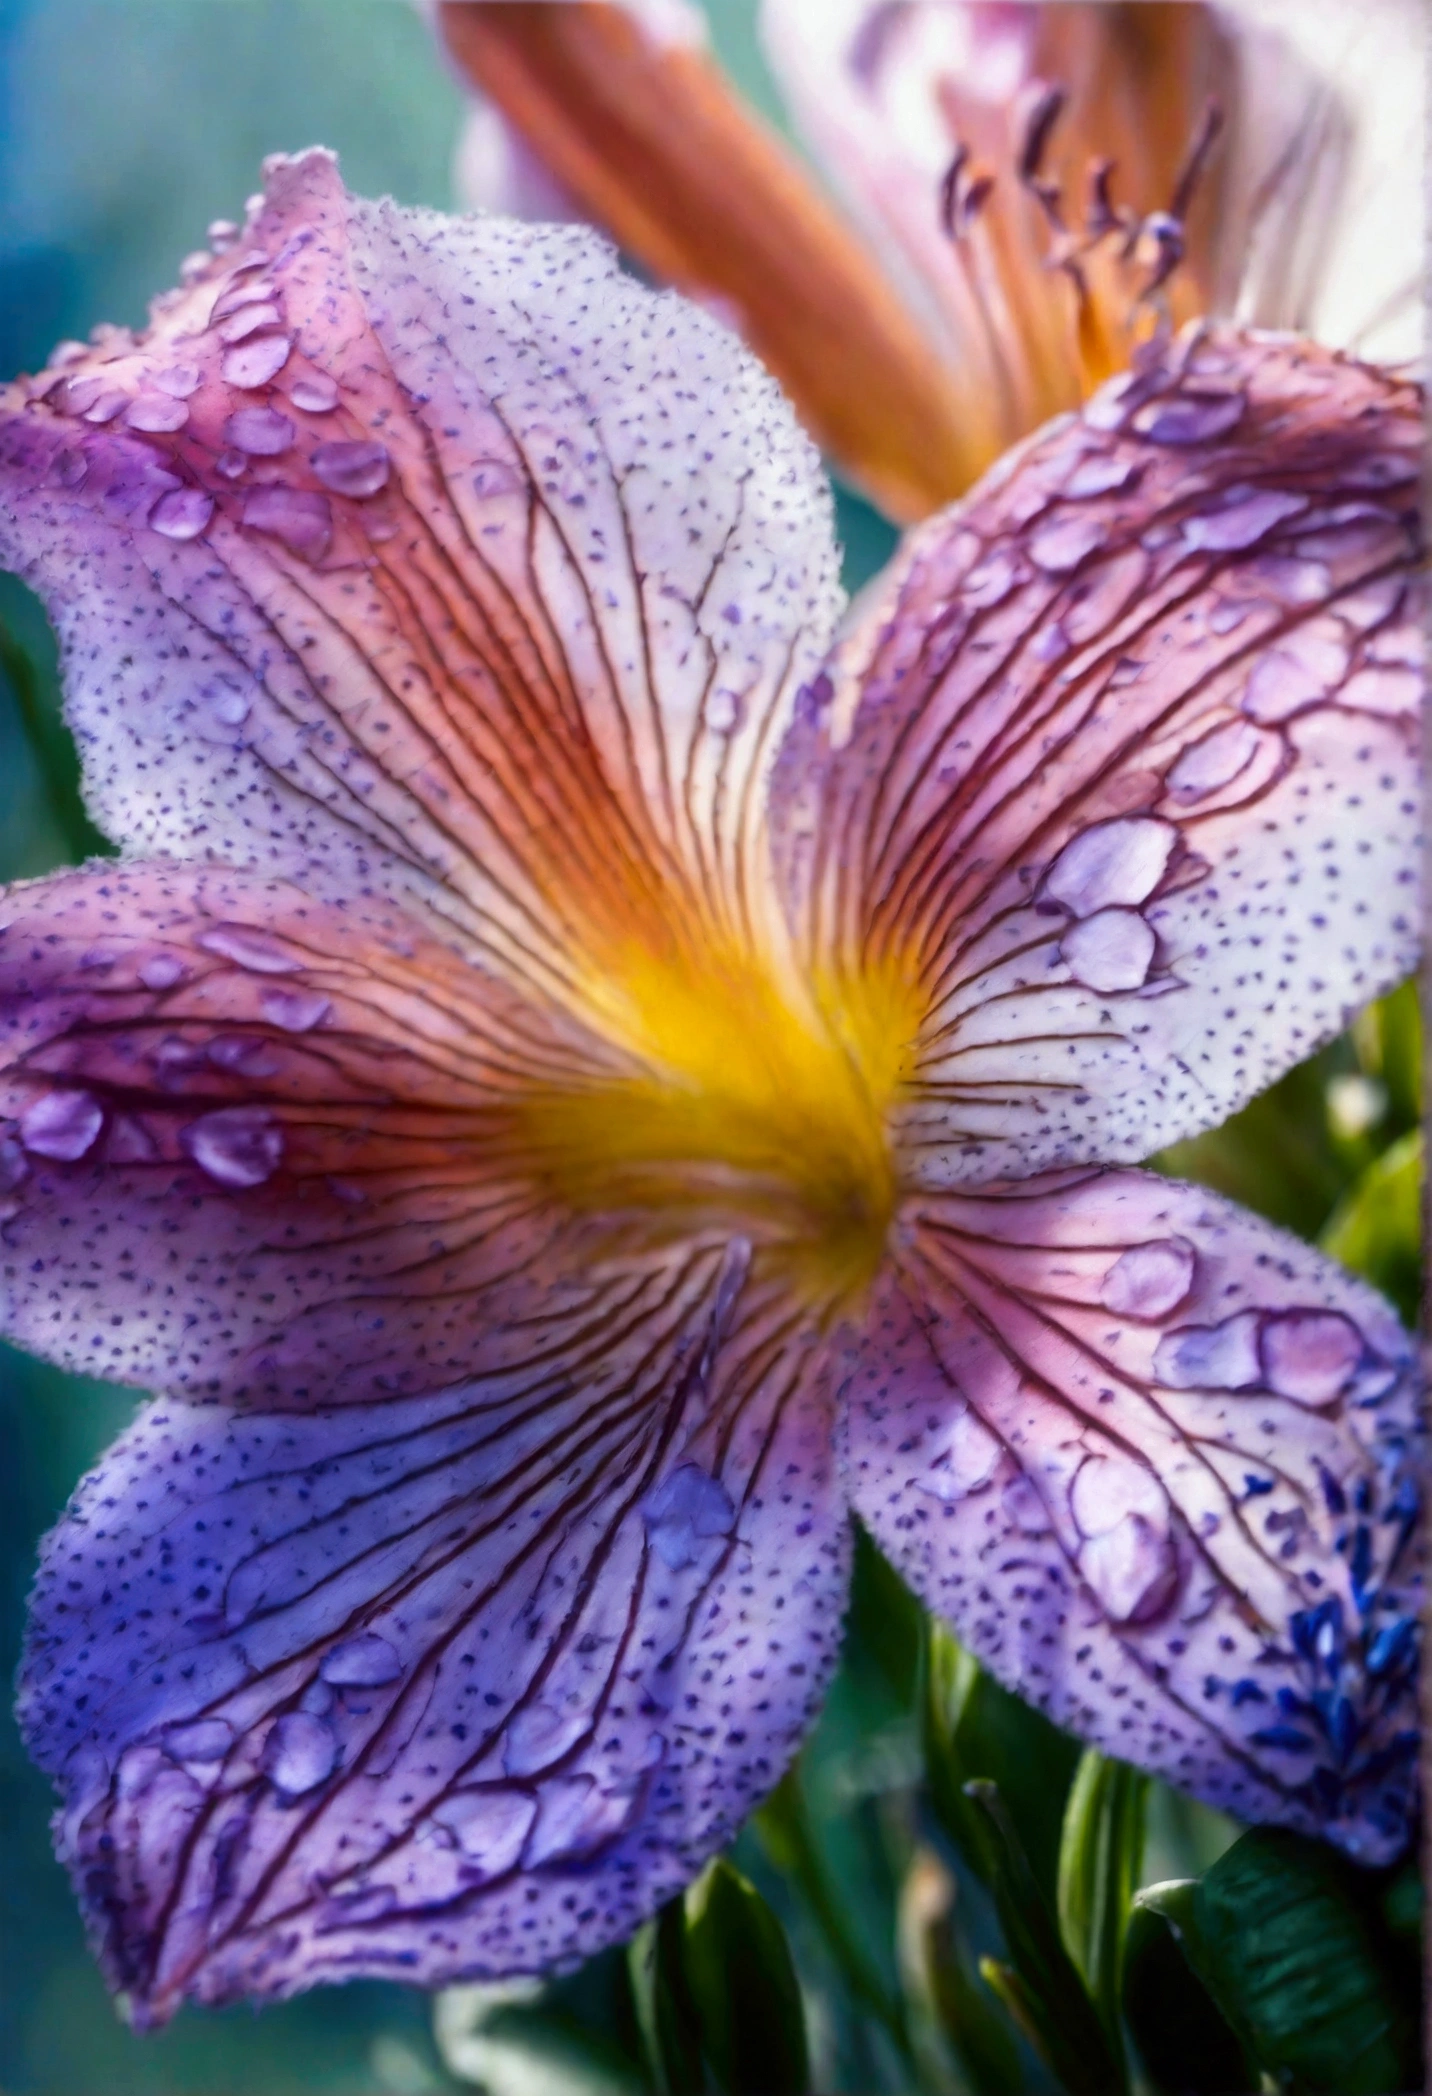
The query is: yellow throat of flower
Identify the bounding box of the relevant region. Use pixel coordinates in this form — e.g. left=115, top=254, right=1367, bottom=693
left=518, top=928, right=922, bottom=1311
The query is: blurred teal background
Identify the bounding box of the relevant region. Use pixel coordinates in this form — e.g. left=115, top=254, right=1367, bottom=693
left=0, top=5, right=1420, bottom=2093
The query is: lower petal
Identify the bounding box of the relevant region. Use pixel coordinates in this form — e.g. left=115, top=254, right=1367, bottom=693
left=19, top=1269, right=847, bottom=2017
left=839, top=1169, right=1420, bottom=1861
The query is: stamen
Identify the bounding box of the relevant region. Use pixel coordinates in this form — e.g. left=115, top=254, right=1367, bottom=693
left=1169, top=99, right=1225, bottom=225
left=939, top=146, right=995, bottom=239
left=1015, top=79, right=1068, bottom=232
left=1084, top=158, right=1122, bottom=242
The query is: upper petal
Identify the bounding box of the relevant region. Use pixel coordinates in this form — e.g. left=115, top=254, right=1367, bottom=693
left=772, top=327, right=1424, bottom=1183
left=840, top=1168, right=1421, bottom=1861
left=0, top=151, right=840, bottom=1018
left=20, top=1253, right=848, bottom=2016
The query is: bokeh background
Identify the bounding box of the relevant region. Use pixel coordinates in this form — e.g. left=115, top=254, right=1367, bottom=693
left=0, top=5, right=1421, bottom=2093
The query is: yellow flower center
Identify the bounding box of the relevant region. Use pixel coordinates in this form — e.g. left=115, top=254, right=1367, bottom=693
left=517, top=929, right=924, bottom=1312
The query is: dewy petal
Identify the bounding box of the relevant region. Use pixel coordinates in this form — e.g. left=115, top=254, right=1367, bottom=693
left=0, top=859, right=656, bottom=1404
left=436, top=1, right=977, bottom=519
left=840, top=1169, right=1421, bottom=1862
left=19, top=1258, right=848, bottom=2018
left=0, top=150, right=839, bottom=1022
left=772, top=327, right=1424, bottom=1185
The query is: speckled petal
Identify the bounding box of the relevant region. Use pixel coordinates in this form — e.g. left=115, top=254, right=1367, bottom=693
left=19, top=1263, right=846, bottom=2019
left=840, top=1169, right=1420, bottom=1861
left=0, top=150, right=839, bottom=1020
left=773, top=327, right=1423, bottom=1184
left=0, top=860, right=652, bottom=1404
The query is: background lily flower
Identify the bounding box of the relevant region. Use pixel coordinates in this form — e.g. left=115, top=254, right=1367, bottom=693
left=0, top=153, right=1422, bottom=2026
left=436, top=0, right=1424, bottom=518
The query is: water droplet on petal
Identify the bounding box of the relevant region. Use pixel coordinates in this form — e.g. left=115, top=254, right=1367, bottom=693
left=222, top=406, right=294, bottom=456
left=259, top=987, right=331, bottom=1033
left=263, top=1711, right=337, bottom=1797
left=216, top=449, right=248, bottom=480
left=197, top=924, right=299, bottom=973
left=1132, top=391, right=1245, bottom=445
left=1080, top=1513, right=1179, bottom=1623
left=161, top=1718, right=233, bottom=1764
left=1066, top=452, right=1139, bottom=498
left=963, top=549, right=1018, bottom=609
left=19, top=1089, right=104, bottom=1161
left=1154, top=1310, right=1263, bottom=1391
left=472, top=458, right=524, bottom=500
left=219, top=303, right=284, bottom=345
left=1045, top=818, right=1178, bottom=917
left=704, top=687, right=742, bottom=733
left=50, top=449, right=87, bottom=490
left=641, top=1462, right=736, bottom=1571
left=1059, top=907, right=1155, bottom=992
left=207, top=218, right=240, bottom=248
left=1166, top=719, right=1266, bottom=803
left=1029, top=514, right=1104, bottom=573
left=1182, top=487, right=1307, bottom=552
left=211, top=277, right=277, bottom=322
left=182, top=1107, right=283, bottom=1189
left=80, top=387, right=130, bottom=424
left=126, top=394, right=190, bottom=433
left=221, top=332, right=292, bottom=389
left=156, top=364, right=203, bottom=402
left=149, top=487, right=215, bottom=541
left=138, top=952, right=188, bottom=990
left=920, top=1405, right=1001, bottom=1503
left=1241, top=648, right=1335, bottom=722
left=431, top=1790, right=536, bottom=1875
left=1260, top=1311, right=1363, bottom=1405
left=524, top=1774, right=636, bottom=1867
left=311, top=440, right=390, bottom=498
left=1100, top=1238, right=1196, bottom=1320
left=290, top=374, right=340, bottom=413
left=503, top=1701, right=591, bottom=1777
left=317, top=1884, right=398, bottom=1928
left=243, top=483, right=332, bottom=561
left=1000, top=1475, right=1051, bottom=1534
left=320, top=1634, right=404, bottom=1687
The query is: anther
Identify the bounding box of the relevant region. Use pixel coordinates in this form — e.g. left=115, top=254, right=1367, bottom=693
left=1016, top=80, right=1068, bottom=187
left=940, top=146, right=995, bottom=240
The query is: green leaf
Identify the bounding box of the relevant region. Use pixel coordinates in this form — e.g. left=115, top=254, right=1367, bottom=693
left=1351, top=978, right=1422, bottom=1131
left=1122, top=1897, right=1253, bottom=2095
left=1056, top=1750, right=1147, bottom=2040
left=682, top=1858, right=811, bottom=2095
left=1140, top=1831, right=1420, bottom=2093
left=962, top=1780, right=1125, bottom=2096
left=434, top=1979, right=646, bottom=2096
left=628, top=1899, right=706, bottom=2096
left=1320, top=1129, right=1422, bottom=1325
left=1155, top=1046, right=1353, bottom=1239
left=0, top=593, right=109, bottom=867
left=753, top=1767, right=909, bottom=2056
left=900, top=1857, right=1023, bottom=2096
left=924, top=1621, right=1079, bottom=1904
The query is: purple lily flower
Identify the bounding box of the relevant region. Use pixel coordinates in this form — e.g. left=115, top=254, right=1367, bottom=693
left=0, top=151, right=1422, bottom=2024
